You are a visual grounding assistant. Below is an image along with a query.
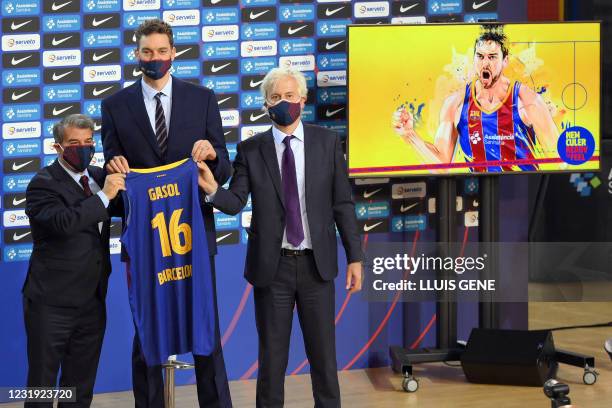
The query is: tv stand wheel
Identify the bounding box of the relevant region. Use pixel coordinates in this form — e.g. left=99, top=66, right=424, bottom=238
left=583, top=369, right=598, bottom=385
left=402, top=376, right=419, bottom=392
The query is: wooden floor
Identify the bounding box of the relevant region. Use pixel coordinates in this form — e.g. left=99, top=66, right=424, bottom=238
left=3, top=301, right=612, bottom=407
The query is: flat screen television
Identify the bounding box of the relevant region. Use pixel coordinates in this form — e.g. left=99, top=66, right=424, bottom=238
left=347, top=22, right=601, bottom=177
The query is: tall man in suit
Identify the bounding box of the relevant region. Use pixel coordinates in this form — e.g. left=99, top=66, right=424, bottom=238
left=198, top=67, right=364, bottom=408
left=24, top=114, right=125, bottom=407
left=101, top=19, right=232, bottom=408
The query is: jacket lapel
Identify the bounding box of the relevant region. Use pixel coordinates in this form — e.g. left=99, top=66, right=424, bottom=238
left=259, top=131, right=285, bottom=208
left=167, top=77, right=184, bottom=149
left=49, top=160, right=82, bottom=194
left=127, top=80, right=162, bottom=160
left=303, top=124, right=315, bottom=216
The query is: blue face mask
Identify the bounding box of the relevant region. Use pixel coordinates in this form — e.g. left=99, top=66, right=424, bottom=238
left=61, top=144, right=95, bottom=173
left=266, top=100, right=302, bottom=126
left=138, top=58, right=172, bottom=80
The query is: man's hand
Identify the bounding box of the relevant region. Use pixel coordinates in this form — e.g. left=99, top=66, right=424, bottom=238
left=106, top=156, right=130, bottom=174
left=102, top=173, right=126, bottom=200
left=346, top=262, right=363, bottom=294
left=196, top=160, right=218, bottom=195
left=392, top=107, right=415, bottom=139
left=192, top=140, right=217, bottom=162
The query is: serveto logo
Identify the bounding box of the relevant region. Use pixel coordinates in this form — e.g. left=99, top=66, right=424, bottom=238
left=123, top=0, right=160, bottom=11
left=163, top=9, right=200, bottom=26
left=240, top=40, right=277, bottom=57
left=392, top=182, right=427, bottom=199
left=2, top=34, right=40, bottom=51
left=316, top=70, right=346, bottom=87
left=202, top=25, right=239, bottom=42
left=3, top=210, right=29, bottom=227
left=220, top=109, right=239, bottom=127
left=241, top=125, right=269, bottom=141
left=2, top=122, right=40, bottom=139
left=279, top=54, right=314, bottom=71
left=83, top=64, right=121, bottom=82
left=354, top=1, right=389, bottom=18
left=43, top=50, right=81, bottom=67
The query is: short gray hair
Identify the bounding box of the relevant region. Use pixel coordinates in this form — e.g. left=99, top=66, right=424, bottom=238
left=260, top=67, right=308, bottom=101
left=53, top=114, right=95, bottom=144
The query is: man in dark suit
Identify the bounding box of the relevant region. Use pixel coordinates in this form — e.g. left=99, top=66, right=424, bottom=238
left=198, top=67, right=364, bottom=408
left=24, top=114, right=125, bottom=407
left=101, top=19, right=232, bottom=408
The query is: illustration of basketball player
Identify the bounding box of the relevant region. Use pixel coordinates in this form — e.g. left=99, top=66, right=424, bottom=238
left=393, top=25, right=560, bottom=172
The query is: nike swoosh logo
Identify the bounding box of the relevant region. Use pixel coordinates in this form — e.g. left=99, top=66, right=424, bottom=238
left=11, top=90, right=32, bottom=101
left=468, top=122, right=478, bottom=128
left=52, top=70, right=73, bottom=80
left=12, top=197, right=26, bottom=206
left=175, top=47, right=192, bottom=58
left=12, top=160, right=33, bottom=170
left=325, top=7, right=344, bottom=16
left=363, top=222, right=383, bottom=232
left=400, top=3, right=419, bottom=12
left=216, top=232, right=232, bottom=242
left=250, top=112, right=266, bottom=121
left=472, top=0, right=492, bottom=9
left=92, top=51, right=112, bottom=62
left=132, top=68, right=142, bottom=77
left=13, top=231, right=31, bottom=241
left=52, top=36, right=72, bottom=46
left=400, top=202, right=419, bottom=213
left=11, top=20, right=32, bottom=30
left=92, top=86, right=113, bottom=96
left=287, top=25, right=307, bottom=35
left=325, top=107, right=344, bottom=117
left=11, top=55, right=32, bottom=65
left=211, top=0, right=222, bottom=3
left=249, top=10, right=269, bottom=20
left=249, top=79, right=264, bottom=87
left=92, top=16, right=113, bottom=27
left=51, top=0, right=72, bottom=11
left=211, top=62, right=231, bottom=73
left=52, top=106, right=72, bottom=116
left=363, top=188, right=382, bottom=199
left=325, top=40, right=344, bottom=50
left=223, top=130, right=231, bottom=136
left=217, top=97, right=231, bottom=105
left=94, top=124, right=102, bottom=131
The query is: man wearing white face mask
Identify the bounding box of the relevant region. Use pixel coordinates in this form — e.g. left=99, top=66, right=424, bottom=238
left=197, top=67, right=364, bottom=408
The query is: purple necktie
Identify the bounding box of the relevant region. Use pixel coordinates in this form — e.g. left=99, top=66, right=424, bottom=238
left=282, top=136, right=304, bottom=247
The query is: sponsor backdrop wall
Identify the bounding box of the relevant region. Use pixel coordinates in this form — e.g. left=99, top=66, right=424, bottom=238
left=0, top=0, right=527, bottom=397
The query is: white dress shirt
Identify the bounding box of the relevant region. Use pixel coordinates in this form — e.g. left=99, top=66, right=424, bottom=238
left=57, top=159, right=109, bottom=233
left=141, top=76, right=172, bottom=134
left=272, top=121, right=312, bottom=250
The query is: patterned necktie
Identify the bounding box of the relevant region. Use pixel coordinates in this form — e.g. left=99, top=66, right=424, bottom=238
left=80, top=175, right=93, bottom=197
left=154, top=92, right=168, bottom=157
left=282, top=136, right=304, bottom=247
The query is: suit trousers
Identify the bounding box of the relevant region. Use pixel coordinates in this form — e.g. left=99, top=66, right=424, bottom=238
left=254, top=252, right=340, bottom=408
left=23, top=295, right=106, bottom=408
left=131, top=256, right=232, bottom=408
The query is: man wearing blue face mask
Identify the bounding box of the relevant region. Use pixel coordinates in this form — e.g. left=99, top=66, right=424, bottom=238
left=101, top=18, right=232, bottom=408
left=197, top=67, right=364, bottom=408
left=23, top=114, right=125, bottom=407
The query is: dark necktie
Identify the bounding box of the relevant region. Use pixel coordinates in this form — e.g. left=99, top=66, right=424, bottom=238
left=80, top=175, right=93, bottom=197
left=154, top=92, right=168, bottom=157
left=282, top=136, right=304, bottom=247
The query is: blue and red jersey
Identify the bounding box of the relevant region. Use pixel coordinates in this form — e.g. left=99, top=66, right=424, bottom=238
left=456, top=81, right=538, bottom=172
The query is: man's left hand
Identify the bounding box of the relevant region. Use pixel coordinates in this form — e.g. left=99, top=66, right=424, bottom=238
left=192, top=140, right=216, bottom=162
left=346, top=262, right=363, bottom=294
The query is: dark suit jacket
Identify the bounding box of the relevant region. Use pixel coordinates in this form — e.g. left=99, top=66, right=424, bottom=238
left=213, top=123, right=363, bottom=287
left=101, top=76, right=231, bottom=255
left=23, top=161, right=114, bottom=307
